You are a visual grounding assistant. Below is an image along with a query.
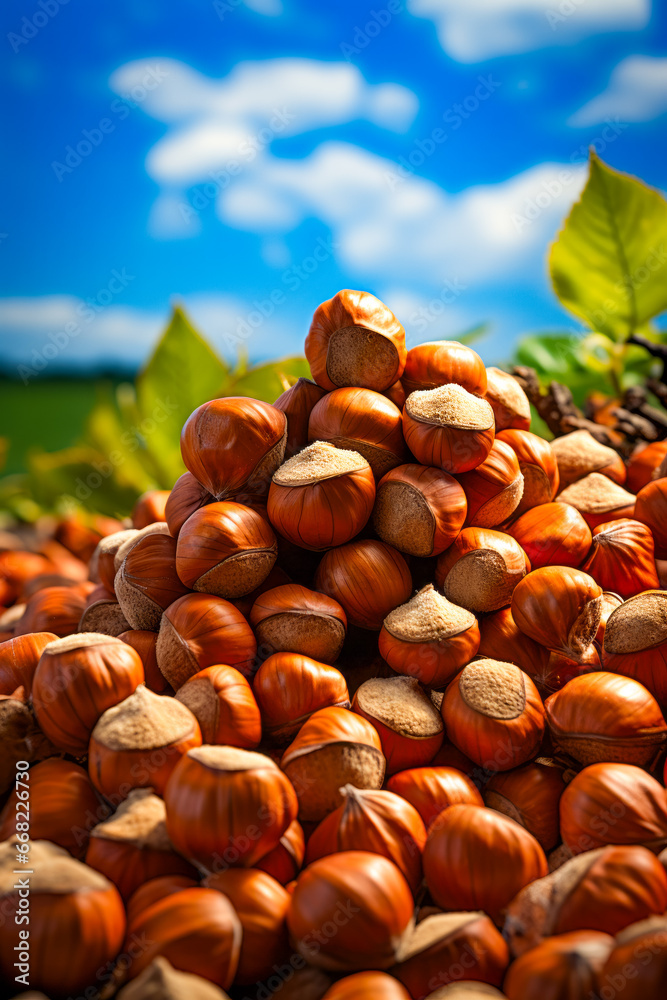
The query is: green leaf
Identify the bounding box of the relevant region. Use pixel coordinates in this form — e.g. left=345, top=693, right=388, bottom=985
left=228, top=356, right=311, bottom=403
left=578, top=332, right=619, bottom=373
left=135, top=306, right=230, bottom=485
left=0, top=473, right=43, bottom=522
left=515, top=333, right=585, bottom=378
left=456, top=323, right=490, bottom=346
left=550, top=152, right=667, bottom=340
left=515, top=331, right=618, bottom=406
left=527, top=407, right=553, bottom=441
left=25, top=445, right=140, bottom=518
left=86, top=386, right=159, bottom=492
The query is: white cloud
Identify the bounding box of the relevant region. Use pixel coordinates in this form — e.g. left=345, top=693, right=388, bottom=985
left=184, top=292, right=302, bottom=359
left=110, top=58, right=418, bottom=192
left=218, top=141, right=586, bottom=289
left=0, top=296, right=79, bottom=329
left=146, top=122, right=254, bottom=187
left=569, top=54, right=667, bottom=126
left=109, top=56, right=584, bottom=279
left=104, top=54, right=587, bottom=358
left=0, top=297, right=162, bottom=376
left=407, top=0, right=649, bottom=62
left=0, top=293, right=301, bottom=375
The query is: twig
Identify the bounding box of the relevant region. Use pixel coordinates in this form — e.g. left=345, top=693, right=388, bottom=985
left=510, top=366, right=622, bottom=448
left=647, top=378, right=667, bottom=409
left=627, top=333, right=667, bottom=379
left=622, top=386, right=667, bottom=439
left=611, top=407, right=660, bottom=442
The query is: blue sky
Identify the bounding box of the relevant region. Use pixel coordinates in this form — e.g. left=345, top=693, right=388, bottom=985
left=1, top=0, right=666, bottom=376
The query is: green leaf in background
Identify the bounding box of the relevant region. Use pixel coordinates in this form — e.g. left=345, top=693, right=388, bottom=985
left=516, top=332, right=585, bottom=379
left=135, top=305, right=230, bottom=486
left=86, top=385, right=160, bottom=492
left=26, top=445, right=140, bottom=518
left=456, top=323, right=490, bottom=346
left=0, top=302, right=314, bottom=519
left=526, top=407, right=553, bottom=441
left=550, top=152, right=667, bottom=340
left=229, top=356, right=312, bottom=401
left=0, top=474, right=43, bottom=524
left=515, top=328, right=659, bottom=405
left=3, top=149, right=665, bottom=524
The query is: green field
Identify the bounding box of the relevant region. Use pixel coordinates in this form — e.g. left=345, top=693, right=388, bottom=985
left=0, top=376, right=124, bottom=476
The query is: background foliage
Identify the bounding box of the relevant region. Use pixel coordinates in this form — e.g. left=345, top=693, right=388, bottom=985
left=1, top=153, right=666, bottom=522
left=519, top=152, right=667, bottom=407
left=0, top=308, right=309, bottom=520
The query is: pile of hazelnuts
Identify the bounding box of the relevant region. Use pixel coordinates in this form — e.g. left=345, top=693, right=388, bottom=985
left=1, top=288, right=667, bottom=1000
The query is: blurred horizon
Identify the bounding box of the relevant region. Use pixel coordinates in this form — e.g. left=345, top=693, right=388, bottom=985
left=2, top=0, right=667, bottom=383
